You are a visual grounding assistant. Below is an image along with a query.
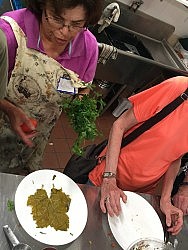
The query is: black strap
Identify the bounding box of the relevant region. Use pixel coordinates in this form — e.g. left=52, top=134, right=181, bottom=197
left=180, top=182, right=188, bottom=186
left=120, top=88, right=188, bottom=148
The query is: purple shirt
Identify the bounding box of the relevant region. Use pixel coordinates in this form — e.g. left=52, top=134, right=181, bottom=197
left=0, top=8, right=98, bottom=82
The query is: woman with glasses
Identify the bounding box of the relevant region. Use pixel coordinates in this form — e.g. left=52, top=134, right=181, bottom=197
left=0, top=0, right=103, bottom=173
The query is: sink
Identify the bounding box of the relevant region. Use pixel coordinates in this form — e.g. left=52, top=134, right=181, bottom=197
left=90, top=23, right=188, bottom=71
left=90, top=25, right=153, bottom=60
left=90, top=0, right=188, bottom=72
left=90, top=0, right=188, bottom=114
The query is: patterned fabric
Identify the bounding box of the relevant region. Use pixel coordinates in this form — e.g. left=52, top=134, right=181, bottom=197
left=0, top=16, right=84, bottom=173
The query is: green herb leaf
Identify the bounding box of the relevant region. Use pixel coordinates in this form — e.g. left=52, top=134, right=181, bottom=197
left=61, top=89, right=105, bottom=155
left=7, top=199, right=15, bottom=211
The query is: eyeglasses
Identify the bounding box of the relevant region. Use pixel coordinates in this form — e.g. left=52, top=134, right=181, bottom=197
left=44, top=10, right=85, bottom=33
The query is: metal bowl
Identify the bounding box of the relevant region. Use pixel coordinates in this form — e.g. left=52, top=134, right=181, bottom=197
left=127, top=237, right=174, bottom=250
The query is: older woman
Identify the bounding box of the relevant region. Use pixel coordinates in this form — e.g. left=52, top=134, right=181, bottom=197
left=0, top=0, right=103, bottom=173
left=89, top=76, right=188, bottom=235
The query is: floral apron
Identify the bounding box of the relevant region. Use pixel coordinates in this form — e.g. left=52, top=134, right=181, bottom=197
left=0, top=16, right=84, bottom=173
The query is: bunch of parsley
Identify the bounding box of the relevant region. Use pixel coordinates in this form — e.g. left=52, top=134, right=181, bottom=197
left=61, top=91, right=105, bottom=155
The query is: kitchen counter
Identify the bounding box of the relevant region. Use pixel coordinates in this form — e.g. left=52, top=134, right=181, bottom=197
left=0, top=172, right=187, bottom=249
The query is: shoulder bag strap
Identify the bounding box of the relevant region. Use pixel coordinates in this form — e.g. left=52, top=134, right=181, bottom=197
left=121, top=88, right=188, bottom=148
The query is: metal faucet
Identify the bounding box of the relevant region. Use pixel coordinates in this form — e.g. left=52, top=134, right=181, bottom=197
left=97, top=2, right=120, bottom=33
left=129, top=0, right=144, bottom=12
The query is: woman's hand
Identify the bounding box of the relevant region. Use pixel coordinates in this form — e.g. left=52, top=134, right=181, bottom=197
left=160, top=198, right=183, bottom=235
left=8, top=106, right=37, bottom=147
left=173, top=185, right=188, bottom=215
left=0, top=99, right=37, bottom=147
left=100, top=178, right=127, bottom=217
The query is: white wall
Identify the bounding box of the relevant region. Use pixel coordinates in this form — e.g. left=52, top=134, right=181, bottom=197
left=118, top=0, right=188, bottom=38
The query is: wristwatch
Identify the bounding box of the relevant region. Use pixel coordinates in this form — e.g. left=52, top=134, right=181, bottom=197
left=102, top=172, right=116, bottom=178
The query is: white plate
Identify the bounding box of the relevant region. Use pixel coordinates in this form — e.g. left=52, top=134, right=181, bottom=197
left=176, top=0, right=188, bottom=7
left=15, top=169, right=88, bottom=246
left=108, top=191, right=164, bottom=250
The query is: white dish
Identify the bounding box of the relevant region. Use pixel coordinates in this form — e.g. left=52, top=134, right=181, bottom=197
left=176, top=0, right=188, bottom=7
left=15, top=169, right=88, bottom=246
left=108, top=191, right=164, bottom=250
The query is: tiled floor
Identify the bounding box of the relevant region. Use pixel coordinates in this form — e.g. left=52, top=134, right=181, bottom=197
left=41, top=109, right=117, bottom=172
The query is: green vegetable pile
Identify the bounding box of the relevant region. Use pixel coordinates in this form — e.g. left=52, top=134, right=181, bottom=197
left=61, top=91, right=105, bottom=155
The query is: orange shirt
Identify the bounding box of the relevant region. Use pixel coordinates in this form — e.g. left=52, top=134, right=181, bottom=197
left=89, top=76, right=188, bottom=192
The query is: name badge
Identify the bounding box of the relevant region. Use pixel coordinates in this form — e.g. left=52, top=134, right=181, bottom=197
left=57, top=74, right=78, bottom=94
